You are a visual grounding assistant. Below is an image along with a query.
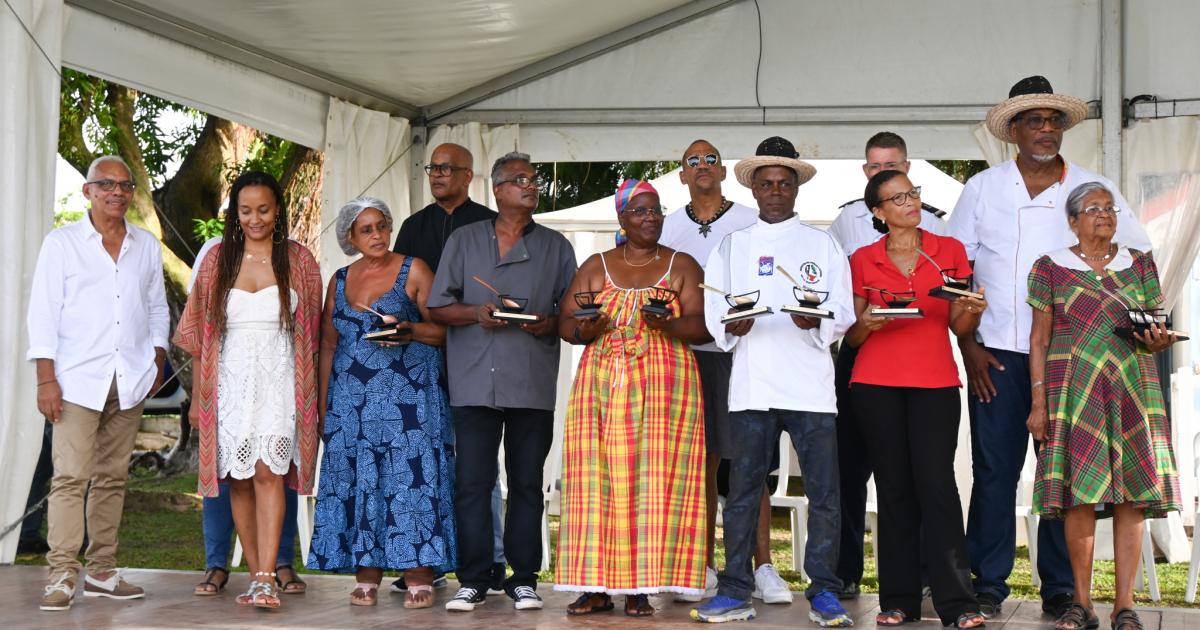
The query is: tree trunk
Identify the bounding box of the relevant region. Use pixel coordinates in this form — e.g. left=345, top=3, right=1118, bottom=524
left=280, top=144, right=325, bottom=255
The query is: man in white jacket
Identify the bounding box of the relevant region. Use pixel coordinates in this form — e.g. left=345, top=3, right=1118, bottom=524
left=691, top=137, right=855, bottom=625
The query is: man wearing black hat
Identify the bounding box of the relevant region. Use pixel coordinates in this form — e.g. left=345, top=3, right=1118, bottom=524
left=948, top=76, right=1153, bottom=620
left=692, top=137, right=855, bottom=626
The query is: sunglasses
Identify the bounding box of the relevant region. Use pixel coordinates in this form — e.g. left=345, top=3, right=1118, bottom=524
left=685, top=153, right=720, bottom=168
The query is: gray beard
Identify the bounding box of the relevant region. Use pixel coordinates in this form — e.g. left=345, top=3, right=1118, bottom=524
left=1029, top=152, right=1058, bottom=163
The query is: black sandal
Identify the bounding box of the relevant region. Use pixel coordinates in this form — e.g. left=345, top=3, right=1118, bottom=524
left=877, top=610, right=911, bottom=626
left=955, top=612, right=987, bottom=629
left=275, top=564, right=307, bottom=594
left=193, top=567, right=229, bottom=596
left=1111, top=609, right=1143, bottom=630
left=567, top=592, right=613, bottom=615
left=624, top=594, right=654, bottom=617
left=1056, top=603, right=1100, bottom=630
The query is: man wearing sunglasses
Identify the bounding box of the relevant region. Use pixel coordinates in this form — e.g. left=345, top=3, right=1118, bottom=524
left=826, top=131, right=947, bottom=600
left=948, top=76, right=1153, bottom=621
left=393, top=143, right=496, bottom=272
left=661, top=140, right=778, bottom=604
left=28, top=155, right=169, bottom=611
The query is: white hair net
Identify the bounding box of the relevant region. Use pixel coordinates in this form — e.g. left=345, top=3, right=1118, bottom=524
left=336, top=196, right=393, bottom=255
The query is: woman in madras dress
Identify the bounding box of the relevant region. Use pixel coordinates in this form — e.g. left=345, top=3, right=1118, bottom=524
left=306, top=197, right=456, bottom=608
left=555, top=180, right=711, bottom=616
left=1027, top=182, right=1181, bottom=630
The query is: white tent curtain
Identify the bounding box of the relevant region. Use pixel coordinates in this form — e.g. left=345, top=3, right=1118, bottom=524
left=422, top=123, right=520, bottom=210
left=319, top=97, right=411, bottom=278
left=0, top=0, right=62, bottom=564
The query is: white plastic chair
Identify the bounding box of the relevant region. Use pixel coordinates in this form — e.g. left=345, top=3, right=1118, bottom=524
left=1016, top=449, right=1042, bottom=587
left=865, top=476, right=878, bottom=566
left=1184, top=433, right=1200, bottom=603
left=499, top=433, right=562, bottom=572
left=768, top=433, right=808, bottom=579
left=1134, top=523, right=1161, bottom=601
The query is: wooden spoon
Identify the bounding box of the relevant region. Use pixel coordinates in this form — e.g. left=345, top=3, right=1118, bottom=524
left=473, top=275, right=521, bottom=309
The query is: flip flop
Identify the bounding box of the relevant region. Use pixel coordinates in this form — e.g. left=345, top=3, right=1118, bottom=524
left=350, top=583, right=378, bottom=607
left=877, top=610, right=912, bottom=626
left=405, top=585, right=434, bottom=609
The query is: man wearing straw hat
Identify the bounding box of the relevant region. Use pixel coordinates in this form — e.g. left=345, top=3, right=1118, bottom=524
left=948, top=76, right=1153, bottom=620
left=692, top=137, right=855, bottom=625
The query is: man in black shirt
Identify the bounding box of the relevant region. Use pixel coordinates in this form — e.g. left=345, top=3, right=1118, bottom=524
left=393, top=142, right=496, bottom=271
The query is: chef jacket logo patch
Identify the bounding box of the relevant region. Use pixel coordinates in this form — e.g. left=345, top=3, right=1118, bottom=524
left=758, top=256, right=774, bottom=276
left=800, top=261, right=822, bottom=283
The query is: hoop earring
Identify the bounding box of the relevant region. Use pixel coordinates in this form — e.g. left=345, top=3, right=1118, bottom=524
left=272, top=221, right=285, bottom=245
left=619, top=228, right=626, bottom=236
left=233, top=220, right=244, bottom=242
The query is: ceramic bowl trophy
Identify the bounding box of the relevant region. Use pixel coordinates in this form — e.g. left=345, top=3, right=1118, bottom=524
left=775, top=265, right=833, bottom=319
left=572, top=290, right=603, bottom=320
left=865, top=287, right=923, bottom=318
left=928, top=267, right=985, bottom=301
left=492, top=294, right=539, bottom=323
left=360, top=305, right=412, bottom=344
left=1114, top=308, right=1190, bottom=342
left=641, top=286, right=679, bottom=318
left=781, top=287, right=834, bottom=319
left=473, top=275, right=540, bottom=323
left=719, top=290, right=773, bottom=324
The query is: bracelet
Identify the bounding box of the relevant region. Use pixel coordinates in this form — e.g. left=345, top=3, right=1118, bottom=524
left=1031, top=380, right=1045, bottom=389
left=37, top=379, right=57, bottom=387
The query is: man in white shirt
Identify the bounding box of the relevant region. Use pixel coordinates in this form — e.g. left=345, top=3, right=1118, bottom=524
left=826, top=131, right=947, bottom=599
left=692, top=137, right=854, bottom=626
left=948, top=76, right=1154, bottom=620
left=27, top=155, right=169, bottom=611
left=660, top=139, right=783, bottom=603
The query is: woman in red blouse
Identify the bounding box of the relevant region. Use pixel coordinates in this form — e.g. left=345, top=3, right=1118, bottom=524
left=845, top=170, right=987, bottom=628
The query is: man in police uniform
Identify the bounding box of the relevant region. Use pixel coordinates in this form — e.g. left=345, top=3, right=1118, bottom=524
left=826, top=131, right=946, bottom=599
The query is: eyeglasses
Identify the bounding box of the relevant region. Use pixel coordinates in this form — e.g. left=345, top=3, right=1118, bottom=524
left=1013, top=112, right=1069, bottom=131
left=685, top=153, right=720, bottom=168
left=86, top=179, right=136, bottom=192
left=1079, top=204, right=1120, bottom=217
left=884, top=186, right=921, bottom=206
left=424, top=163, right=470, bottom=176
left=865, top=161, right=906, bottom=171
left=496, top=175, right=541, bottom=189
left=624, top=205, right=665, bottom=218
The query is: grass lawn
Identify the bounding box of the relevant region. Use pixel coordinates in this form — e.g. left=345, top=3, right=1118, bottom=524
left=15, top=471, right=1199, bottom=608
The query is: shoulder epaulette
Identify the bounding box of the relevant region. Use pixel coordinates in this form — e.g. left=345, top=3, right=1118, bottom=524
left=838, top=198, right=863, bottom=210
left=921, top=202, right=946, bottom=218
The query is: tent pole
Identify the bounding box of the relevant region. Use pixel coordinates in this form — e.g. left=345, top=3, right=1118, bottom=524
left=408, top=124, right=427, bottom=219
left=1100, top=0, right=1123, bottom=185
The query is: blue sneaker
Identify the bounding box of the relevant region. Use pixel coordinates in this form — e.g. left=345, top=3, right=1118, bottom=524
left=808, top=591, right=854, bottom=627
left=691, top=595, right=756, bottom=623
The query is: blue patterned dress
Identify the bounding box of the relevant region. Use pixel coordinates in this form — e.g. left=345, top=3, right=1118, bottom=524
left=307, top=257, right=457, bottom=573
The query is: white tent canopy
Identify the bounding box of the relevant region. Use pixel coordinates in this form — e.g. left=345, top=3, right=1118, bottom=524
left=4, top=0, right=1200, bottom=563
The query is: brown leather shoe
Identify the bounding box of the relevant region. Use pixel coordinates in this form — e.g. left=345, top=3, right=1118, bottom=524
left=84, top=570, right=145, bottom=600
left=40, top=575, right=76, bottom=611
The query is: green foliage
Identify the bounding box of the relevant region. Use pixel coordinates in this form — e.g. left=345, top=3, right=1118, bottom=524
left=930, top=159, right=989, bottom=184
left=533, top=161, right=680, bottom=213
left=192, top=217, right=225, bottom=242
left=59, top=68, right=203, bottom=184
left=225, top=136, right=295, bottom=183
left=54, top=210, right=84, bottom=228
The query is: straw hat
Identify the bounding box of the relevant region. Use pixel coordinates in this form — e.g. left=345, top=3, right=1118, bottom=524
left=734, top=136, right=817, bottom=188
left=985, top=75, right=1088, bottom=143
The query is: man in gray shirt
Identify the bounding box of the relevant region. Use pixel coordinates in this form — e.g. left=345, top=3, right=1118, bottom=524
left=429, top=151, right=576, bottom=612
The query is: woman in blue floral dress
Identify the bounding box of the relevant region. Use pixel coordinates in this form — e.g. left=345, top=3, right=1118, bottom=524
left=307, top=197, right=456, bottom=608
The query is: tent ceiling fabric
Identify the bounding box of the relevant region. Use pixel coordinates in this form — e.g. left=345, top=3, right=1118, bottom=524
left=70, top=0, right=690, bottom=108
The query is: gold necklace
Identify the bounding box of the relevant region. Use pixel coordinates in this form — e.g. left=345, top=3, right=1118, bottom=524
left=622, top=244, right=660, bottom=267
left=244, top=251, right=270, bottom=265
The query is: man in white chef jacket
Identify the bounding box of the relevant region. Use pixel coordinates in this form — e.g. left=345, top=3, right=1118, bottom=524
left=691, top=137, right=854, bottom=626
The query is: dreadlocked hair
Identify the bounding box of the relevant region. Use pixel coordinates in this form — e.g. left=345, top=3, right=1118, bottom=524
left=210, top=171, right=295, bottom=336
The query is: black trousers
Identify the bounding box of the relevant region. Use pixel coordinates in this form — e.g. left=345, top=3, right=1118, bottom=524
left=834, top=344, right=872, bottom=585
left=851, top=384, right=976, bottom=624
left=452, top=405, right=553, bottom=593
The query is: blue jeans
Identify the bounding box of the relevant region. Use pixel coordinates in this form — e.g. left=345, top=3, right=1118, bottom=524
left=966, top=347, right=1073, bottom=601
left=202, top=484, right=298, bottom=569
left=491, top=477, right=506, bottom=564
left=719, top=409, right=842, bottom=601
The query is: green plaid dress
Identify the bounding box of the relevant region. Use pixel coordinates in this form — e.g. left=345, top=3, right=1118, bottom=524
left=1028, top=249, right=1180, bottom=519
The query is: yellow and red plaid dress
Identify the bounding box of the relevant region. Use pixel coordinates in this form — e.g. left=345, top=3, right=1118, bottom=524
left=554, top=266, right=707, bottom=596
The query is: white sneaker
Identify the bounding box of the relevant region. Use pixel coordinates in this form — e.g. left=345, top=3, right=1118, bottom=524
left=511, top=585, right=543, bottom=610
left=675, top=566, right=718, bottom=602
left=752, top=564, right=794, bottom=604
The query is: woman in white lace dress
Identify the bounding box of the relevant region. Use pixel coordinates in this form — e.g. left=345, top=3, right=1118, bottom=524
left=176, top=171, right=322, bottom=609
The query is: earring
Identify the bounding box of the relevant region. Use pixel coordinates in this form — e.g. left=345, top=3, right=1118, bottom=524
left=619, top=228, right=626, bottom=236
left=272, top=221, right=285, bottom=245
